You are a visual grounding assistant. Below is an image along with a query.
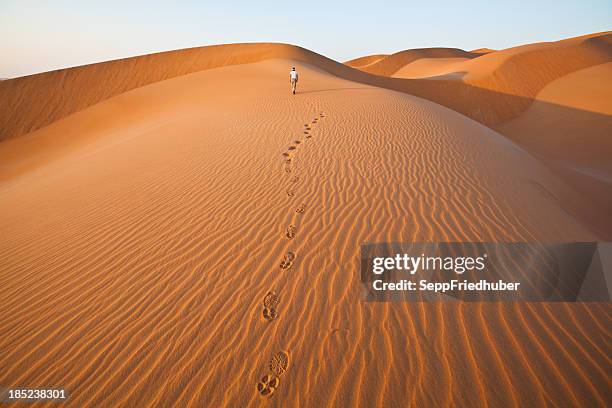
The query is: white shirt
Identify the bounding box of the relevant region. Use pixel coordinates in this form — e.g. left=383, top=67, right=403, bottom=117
left=290, top=70, right=298, bottom=80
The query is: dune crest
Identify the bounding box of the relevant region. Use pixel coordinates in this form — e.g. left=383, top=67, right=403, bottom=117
left=392, top=57, right=470, bottom=79
left=2, top=32, right=610, bottom=143
left=344, top=54, right=389, bottom=68
left=469, top=48, right=495, bottom=54
left=354, top=47, right=480, bottom=76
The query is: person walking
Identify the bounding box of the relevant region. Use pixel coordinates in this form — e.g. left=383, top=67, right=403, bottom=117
left=289, top=67, right=298, bottom=95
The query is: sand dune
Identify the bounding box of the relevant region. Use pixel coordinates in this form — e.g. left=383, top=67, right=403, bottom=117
left=1, top=54, right=610, bottom=407
left=470, top=48, right=495, bottom=54
left=344, top=54, right=388, bottom=68
left=392, top=57, right=470, bottom=79
left=495, top=62, right=612, bottom=233
left=439, top=32, right=611, bottom=90
left=497, top=62, right=612, bottom=172
left=354, top=47, right=480, bottom=77
left=347, top=31, right=612, bottom=126
left=2, top=32, right=610, bottom=144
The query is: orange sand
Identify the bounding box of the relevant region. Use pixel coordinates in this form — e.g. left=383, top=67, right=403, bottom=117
left=354, top=47, right=480, bottom=77
left=469, top=48, right=496, bottom=54
left=344, top=54, right=389, bottom=68
left=0, top=35, right=611, bottom=407
left=392, top=57, right=470, bottom=78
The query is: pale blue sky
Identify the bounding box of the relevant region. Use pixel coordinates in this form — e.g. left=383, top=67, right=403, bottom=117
left=1, top=0, right=610, bottom=78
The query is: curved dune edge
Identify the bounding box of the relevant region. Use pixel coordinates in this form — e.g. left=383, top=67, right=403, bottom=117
left=350, top=31, right=612, bottom=123
left=355, top=47, right=481, bottom=76
left=1, top=60, right=609, bottom=406
left=1, top=32, right=610, bottom=142
left=344, top=54, right=389, bottom=68
left=470, top=48, right=496, bottom=54
left=494, top=62, right=612, bottom=235
left=496, top=62, right=612, bottom=170
left=391, top=57, right=471, bottom=79
left=0, top=43, right=327, bottom=141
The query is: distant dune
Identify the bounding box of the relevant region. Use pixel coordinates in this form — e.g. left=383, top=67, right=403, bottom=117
left=349, top=32, right=612, bottom=126
left=0, top=32, right=611, bottom=407
left=354, top=47, right=481, bottom=76
left=344, top=54, right=388, bottom=68
left=470, top=47, right=496, bottom=54
left=392, top=57, right=470, bottom=79
left=497, top=62, right=612, bottom=172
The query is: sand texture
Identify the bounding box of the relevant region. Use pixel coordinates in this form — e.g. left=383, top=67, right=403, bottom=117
left=1, top=34, right=611, bottom=407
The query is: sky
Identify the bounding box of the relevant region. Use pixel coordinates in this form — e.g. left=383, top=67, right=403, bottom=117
left=1, top=0, right=610, bottom=78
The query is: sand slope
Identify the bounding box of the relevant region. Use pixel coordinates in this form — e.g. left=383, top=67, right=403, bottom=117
left=470, top=48, right=496, bottom=54
left=344, top=54, right=389, bottom=68
left=1, top=59, right=610, bottom=407
left=355, top=47, right=480, bottom=77
left=495, top=62, right=612, bottom=232
left=2, top=32, right=610, bottom=144
left=496, top=62, right=612, bottom=172
left=392, top=57, right=470, bottom=79
left=348, top=32, right=612, bottom=125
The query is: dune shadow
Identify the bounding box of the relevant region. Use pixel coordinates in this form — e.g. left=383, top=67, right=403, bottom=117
left=424, top=71, right=468, bottom=81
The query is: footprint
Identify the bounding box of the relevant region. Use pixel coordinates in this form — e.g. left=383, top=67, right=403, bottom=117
left=257, top=374, right=280, bottom=397
left=286, top=225, right=296, bottom=239
left=289, top=176, right=299, bottom=183
left=280, top=252, right=295, bottom=269
left=288, top=146, right=296, bottom=151
left=282, top=152, right=291, bottom=157
left=286, top=188, right=295, bottom=197
left=264, top=291, right=280, bottom=309
left=284, top=166, right=292, bottom=173
left=303, top=131, right=310, bottom=135
left=269, top=351, right=290, bottom=376
left=295, top=204, right=305, bottom=214
left=294, top=140, right=301, bottom=144
left=263, top=307, right=277, bottom=320
left=263, top=291, right=280, bottom=321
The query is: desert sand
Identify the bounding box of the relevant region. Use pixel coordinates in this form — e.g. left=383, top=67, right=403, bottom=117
left=469, top=48, right=496, bottom=54
left=344, top=54, right=388, bottom=69
left=0, top=33, right=611, bottom=407
left=351, top=47, right=480, bottom=77
left=391, top=57, right=471, bottom=79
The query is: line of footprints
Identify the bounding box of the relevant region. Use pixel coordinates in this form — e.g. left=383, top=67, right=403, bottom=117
left=256, top=111, right=325, bottom=398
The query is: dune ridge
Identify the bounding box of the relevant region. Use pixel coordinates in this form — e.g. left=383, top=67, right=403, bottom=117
left=353, top=47, right=481, bottom=76
left=344, top=54, right=389, bottom=68
left=351, top=32, right=612, bottom=125
left=0, top=43, right=329, bottom=141
left=497, top=62, right=612, bottom=169
left=392, top=57, right=471, bottom=79
left=2, top=32, right=610, bottom=143
left=469, top=48, right=495, bottom=54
